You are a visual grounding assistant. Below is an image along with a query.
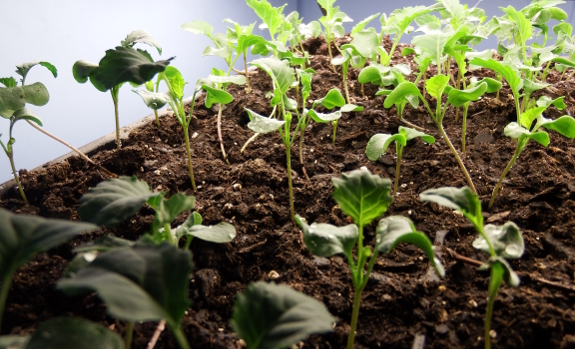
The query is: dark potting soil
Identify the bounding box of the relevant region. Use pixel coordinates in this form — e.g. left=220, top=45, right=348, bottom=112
left=1, top=36, right=575, bottom=349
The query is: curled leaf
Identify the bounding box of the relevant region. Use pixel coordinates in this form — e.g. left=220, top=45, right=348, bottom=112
left=295, top=215, right=358, bottom=258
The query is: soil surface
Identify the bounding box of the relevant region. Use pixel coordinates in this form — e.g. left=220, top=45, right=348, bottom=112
left=2, top=36, right=575, bottom=349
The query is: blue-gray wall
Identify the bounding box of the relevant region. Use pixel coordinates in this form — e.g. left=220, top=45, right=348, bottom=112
left=0, top=0, right=297, bottom=184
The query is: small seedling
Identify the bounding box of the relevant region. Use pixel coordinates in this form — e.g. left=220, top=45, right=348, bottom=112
left=73, top=30, right=172, bottom=149
left=78, top=176, right=236, bottom=246
left=231, top=281, right=335, bottom=349
left=296, top=168, right=444, bottom=349
left=421, top=187, right=525, bottom=349
left=59, top=241, right=193, bottom=349
left=316, top=0, right=353, bottom=70
left=0, top=208, right=97, bottom=331
left=366, top=126, right=435, bottom=195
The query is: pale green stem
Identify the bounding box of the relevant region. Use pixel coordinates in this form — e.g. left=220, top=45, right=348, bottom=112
left=184, top=236, right=193, bottom=250
left=164, top=223, right=175, bottom=245
left=285, top=140, right=295, bottom=221
left=25, top=120, right=95, bottom=165
left=111, top=87, right=121, bottom=150
left=462, top=104, right=469, bottom=155
left=438, top=123, right=477, bottom=193
left=171, top=326, right=191, bottom=349
left=342, top=63, right=350, bottom=104
left=346, top=287, right=363, bottom=349
left=154, top=110, right=160, bottom=127
left=183, top=119, right=197, bottom=192
left=216, top=105, right=229, bottom=165
left=244, top=52, right=251, bottom=93
left=0, top=271, right=14, bottom=332
left=8, top=151, right=28, bottom=205
left=488, top=138, right=528, bottom=210
left=484, top=265, right=504, bottom=349
left=125, top=322, right=134, bottom=349
left=393, top=144, right=403, bottom=196
left=241, top=133, right=260, bottom=153
left=332, top=121, right=338, bottom=145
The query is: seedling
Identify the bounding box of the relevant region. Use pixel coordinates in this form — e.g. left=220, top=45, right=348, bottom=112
left=231, top=281, right=335, bottom=349
left=0, top=61, right=57, bottom=204
left=59, top=241, right=193, bottom=349
left=383, top=76, right=490, bottom=193
left=78, top=176, right=236, bottom=247
left=421, top=187, right=524, bottom=349
left=379, top=4, right=441, bottom=66
left=366, top=126, right=435, bottom=195
left=133, top=79, right=170, bottom=127
left=73, top=30, right=172, bottom=149
left=316, top=0, right=353, bottom=70
left=296, top=168, right=444, bottom=349
left=0, top=208, right=97, bottom=331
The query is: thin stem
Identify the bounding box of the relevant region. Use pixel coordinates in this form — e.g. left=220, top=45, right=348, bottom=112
left=540, top=61, right=551, bottom=82
left=346, top=287, right=363, bottom=349
left=342, top=63, right=350, bottom=104
left=184, top=236, right=193, bottom=250
left=25, top=120, right=95, bottom=165
left=164, top=223, right=175, bottom=245
left=488, top=138, right=527, bottom=210
left=485, top=264, right=504, bottom=349
left=326, top=35, right=337, bottom=73
left=393, top=144, right=402, bottom=195
left=146, top=320, right=166, bottom=349
left=111, top=88, right=121, bottom=150
left=299, top=125, right=305, bottom=166
left=241, top=133, right=260, bottom=153
left=462, top=104, right=469, bottom=155
left=216, top=104, right=229, bottom=165
left=125, top=322, right=135, bottom=349
left=285, top=140, right=295, bottom=221
left=244, top=52, right=251, bottom=93
left=567, top=69, right=575, bottom=82
left=183, top=120, right=197, bottom=191
left=437, top=124, right=477, bottom=193
left=7, top=150, right=29, bottom=205
left=0, top=271, right=14, bottom=332
left=154, top=110, right=160, bottom=127
left=171, top=326, right=191, bottom=349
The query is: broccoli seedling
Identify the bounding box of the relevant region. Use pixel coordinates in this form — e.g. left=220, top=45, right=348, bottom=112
left=296, top=168, right=444, bottom=349
left=421, top=187, right=525, bottom=349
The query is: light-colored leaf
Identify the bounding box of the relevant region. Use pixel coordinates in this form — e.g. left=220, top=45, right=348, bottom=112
left=245, top=108, right=285, bottom=134
left=365, top=133, right=405, bottom=161
left=122, top=29, right=162, bottom=55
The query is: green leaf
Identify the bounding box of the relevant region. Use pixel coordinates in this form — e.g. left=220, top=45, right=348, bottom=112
left=132, top=90, right=170, bottom=110
left=180, top=20, right=214, bottom=37
left=411, top=30, right=451, bottom=66
left=0, top=335, right=29, bottom=349
left=340, top=104, right=363, bottom=112
left=469, top=58, right=522, bottom=94
left=294, top=215, right=358, bottom=258
left=58, top=242, right=192, bottom=327
left=358, top=66, right=384, bottom=85
left=163, top=66, right=185, bottom=100
left=246, top=0, right=286, bottom=39
left=150, top=193, right=196, bottom=234
left=203, top=45, right=232, bottom=59
left=365, top=133, right=406, bottom=161
left=470, top=77, right=502, bottom=93
left=550, top=56, right=575, bottom=68
left=500, top=6, right=532, bottom=48
left=122, top=29, right=162, bottom=55
left=318, top=88, right=345, bottom=109
left=72, top=60, right=106, bottom=92
left=0, top=77, right=17, bottom=88
left=178, top=221, right=236, bottom=244
left=473, top=222, right=524, bottom=259
left=92, top=47, right=173, bottom=91
left=548, top=6, right=568, bottom=21
left=520, top=106, right=546, bottom=129
left=446, top=82, right=487, bottom=107
left=538, top=115, right=575, bottom=139
left=205, top=74, right=246, bottom=86
left=24, top=318, right=124, bottom=349
left=0, top=208, right=97, bottom=278
left=426, top=75, right=450, bottom=101
left=231, top=281, right=334, bottom=349
left=78, top=176, right=162, bottom=228
left=522, top=79, right=549, bottom=95
left=479, top=257, right=520, bottom=287
left=201, top=85, right=233, bottom=108
left=400, top=126, right=435, bottom=143
left=401, top=47, right=416, bottom=56
left=307, top=109, right=342, bottom=123
left=74, top=235, right=135, bottom=254
left=298, top=69, right=314, bottom=103
left=504, top=122, right=550, bottom=146
left=383, top=82, right=423, bottom=109
left=251, top=57, right=295, bottom=96
left=375, top=216, right=445, bottom=277
left=536, top=96, right=566, bottom=110
left=15, top=61, right=58, bottom=80
left=245, top=108, right=285, bottom=134
left=12, top=108, right=43, bottom=127
left=237, top=35, right=269, bottom=54
left=344, top=31, right=379, bottom=61
left=0, top=82, right=50, bottom=111
left=420, top=186, right=483, bottom=228
left=332, top=168, right=393, bottom=226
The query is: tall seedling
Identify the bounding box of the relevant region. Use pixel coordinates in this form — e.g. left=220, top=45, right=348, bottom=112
left=316, top=0, right=353, bottom=71
left=0, top=62, right=57, bottom=204
left=73, top=30, right=172, bottom=149
left=421, top=187, right=524, bottom=349
left=296, top=168, right=444, bottom=349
